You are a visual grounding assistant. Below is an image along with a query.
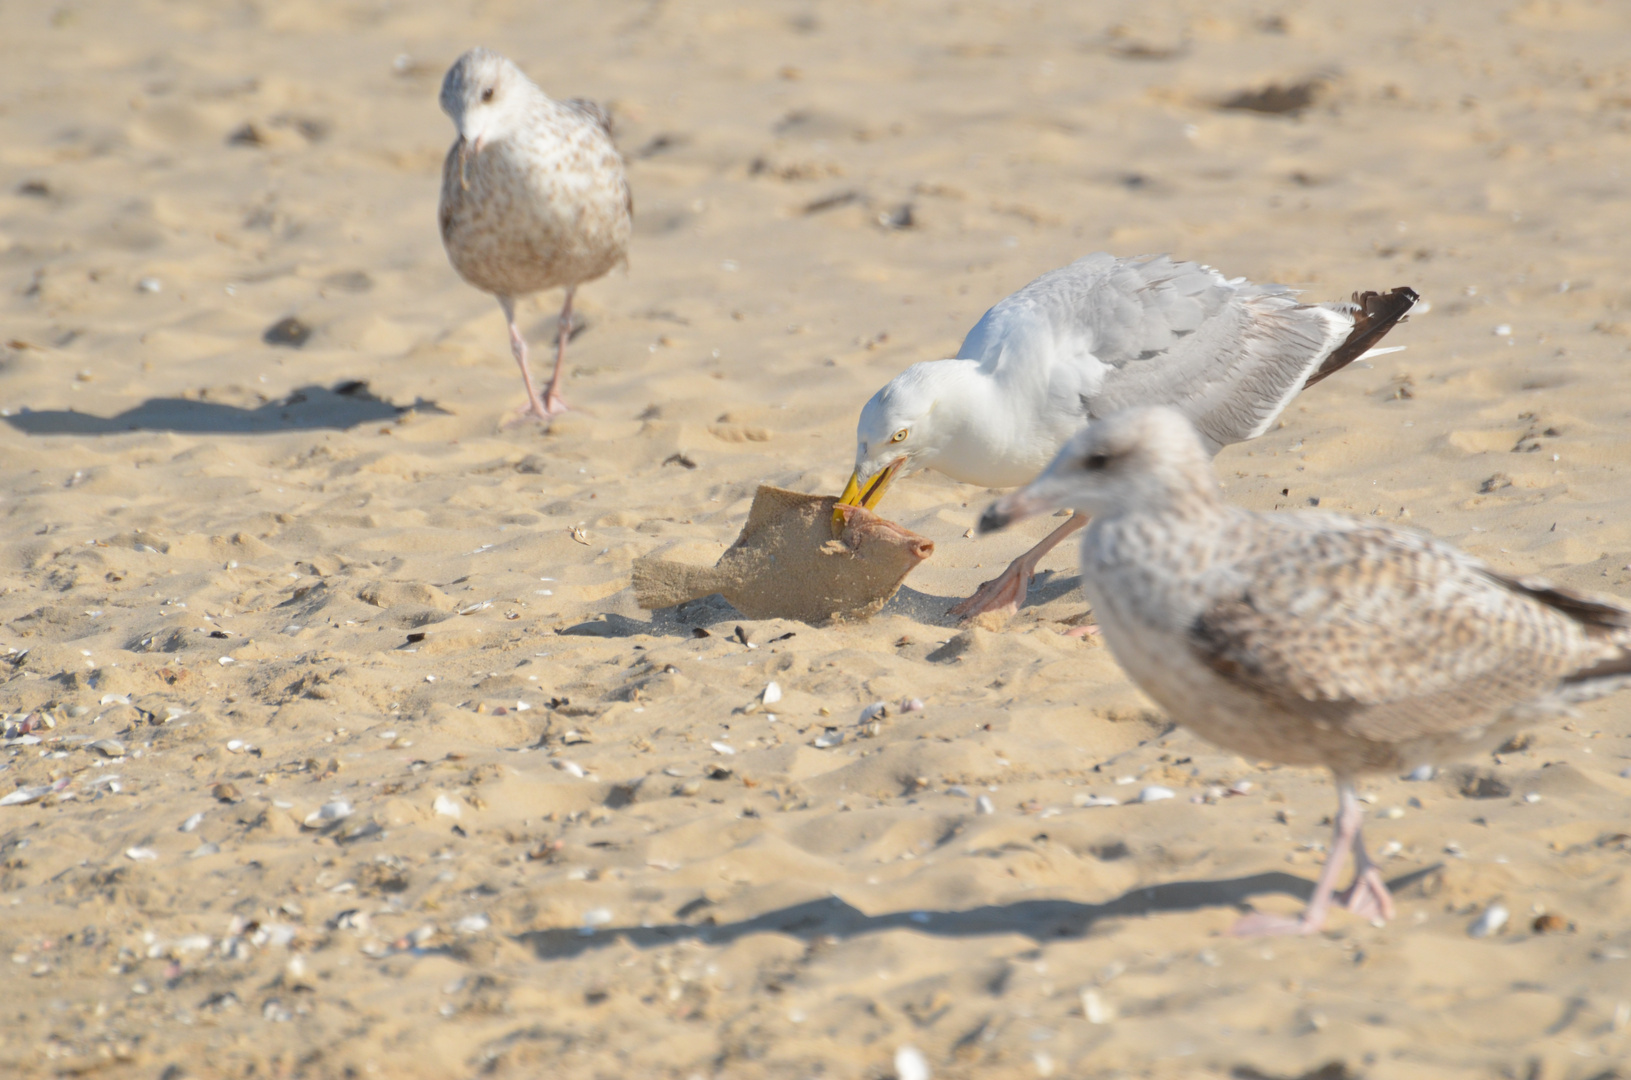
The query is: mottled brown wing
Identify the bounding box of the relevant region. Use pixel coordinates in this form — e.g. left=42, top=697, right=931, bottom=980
left=562, top=98, right=632, bottom=220
left=1484, top=572, right=1631, bottom=633
left=563, top=97, right=615, bottom=135
left=1187, top=524, right=1604, bottom=743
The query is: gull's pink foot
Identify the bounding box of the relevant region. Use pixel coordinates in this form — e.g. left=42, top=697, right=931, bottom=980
left=948, top=565, right=1029, bottom=621
left=1231, top=911, right=1324, bottom=938
left=541, top=385, right=571, bottom=416
left=503, top=400, right=553, bottom=427
left=952, top=510, right=1088, bottom=623
left=1337, top=866, right=1395, bottom=922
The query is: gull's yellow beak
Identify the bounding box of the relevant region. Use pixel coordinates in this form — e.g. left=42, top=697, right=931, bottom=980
left=832, top=457, right=904, bottom=529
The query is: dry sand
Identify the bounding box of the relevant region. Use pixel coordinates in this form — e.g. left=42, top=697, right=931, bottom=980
left=2, top=1, right=1630, bottom=1077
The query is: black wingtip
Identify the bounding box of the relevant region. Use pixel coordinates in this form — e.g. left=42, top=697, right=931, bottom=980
left=1303, top=285, right=1420, bottom=390
left=1562, top=649, right=1631, bottom=689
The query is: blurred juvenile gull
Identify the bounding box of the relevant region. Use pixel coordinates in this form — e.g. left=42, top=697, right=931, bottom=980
left=979, top=407, right=1631, bottom=936
left=840, top=254, right=1416, bottom=619
left=438, top=47, right=632, bottom=422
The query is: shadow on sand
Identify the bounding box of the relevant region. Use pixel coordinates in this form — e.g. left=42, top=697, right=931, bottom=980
left=518, top=866, right=1443, bottom=961
left=553, top=571, right=1088, bottom=640
left=1, top=381, right=442, bottom=435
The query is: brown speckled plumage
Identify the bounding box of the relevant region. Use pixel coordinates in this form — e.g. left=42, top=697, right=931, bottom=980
left=1171, top=517, right=1627, bottom=771
left=980, top=407, right=1631, bottom=934
left=438, top=48, right=631, bottom=421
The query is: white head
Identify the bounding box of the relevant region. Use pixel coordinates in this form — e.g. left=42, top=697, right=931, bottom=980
left=848, top=362, right=952, bottom=498
left=440, top=48, right=534, bottom=151
left=977, top=407, right=1218, bottom=533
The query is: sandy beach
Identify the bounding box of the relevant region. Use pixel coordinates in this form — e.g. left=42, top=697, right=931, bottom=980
left=2, top=1, right=1630, bottom=1077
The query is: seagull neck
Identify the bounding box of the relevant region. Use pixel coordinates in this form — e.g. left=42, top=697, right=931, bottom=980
left=923, top=360, right=1053, bottom=487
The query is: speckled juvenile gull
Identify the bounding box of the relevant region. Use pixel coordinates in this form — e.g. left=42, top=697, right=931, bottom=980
left=839, top=254, right=1416, bottom=619
left=979, top=406, right=1631, bottom=936
left=439, top=48, right=632, bottom=422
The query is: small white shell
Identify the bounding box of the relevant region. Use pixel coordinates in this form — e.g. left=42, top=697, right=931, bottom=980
left=304, top=801, right=352, bottom=827
left=894, top=1045, right=931, bottom=1080
left=0, top=784, right=53, bottom=806
left=1468, top=903, right=1509, bottom=938
left=1081, top=988, right=1115, bottom=1024
left=1137, top=786, right=1175, bottom=803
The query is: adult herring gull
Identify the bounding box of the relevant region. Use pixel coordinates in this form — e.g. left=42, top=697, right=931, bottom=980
left=839, top=254, right=1416, bottom=619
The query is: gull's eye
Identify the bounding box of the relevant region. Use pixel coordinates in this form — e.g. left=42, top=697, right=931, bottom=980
left=481, top=86, right=495, bottom=103
left=1084, top=453, right=1111, bottom=471
left=890, top=429, right=908, bottom=444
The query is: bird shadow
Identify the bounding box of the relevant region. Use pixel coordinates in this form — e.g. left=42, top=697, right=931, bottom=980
left=556, top=597, right=744, bottom=639
left=883, top=570, right=1085, bottom=627
left=558, top=574, right=1088, bottom=639
left=1021, top=568, right=1084, bottom=607
left=1, top=380, right=443, bottom=435
left=517, top=865, right=1443, bottom=961
left=880, top=584, right=966, bottom=626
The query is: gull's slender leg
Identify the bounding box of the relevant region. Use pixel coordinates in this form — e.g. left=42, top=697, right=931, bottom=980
left=540, top=287, right=575, bottom=416
left=500, top=295, right=552, bottom=423
left=1233, top=778, right=1379, bottom=937
left=1336, top=809, right=1396, bottom=921
left=950, top=511, right=1088, bottom=621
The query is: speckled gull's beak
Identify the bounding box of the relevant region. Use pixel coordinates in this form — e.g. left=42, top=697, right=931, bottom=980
left=457, top=135, right=471, bottom=190
left=833, top=457, right=904, bottom=529
left=977, top=483, right=1057, bottom=535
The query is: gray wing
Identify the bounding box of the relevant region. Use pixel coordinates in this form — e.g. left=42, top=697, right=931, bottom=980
left=958, top=254, right=1355, bottom=454
left=1188, top=522, right=1627, bottom=743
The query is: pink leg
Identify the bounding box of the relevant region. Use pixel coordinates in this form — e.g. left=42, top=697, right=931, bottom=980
left=949, top=511, right=1088, bottom=621
left=540, top=287, right=575, bottom=416
left=1336, top=817, right=1395, bottom=921
left=1233, top=778, right=1392, bottom=937
left=500, top=296, right=552, bottom=423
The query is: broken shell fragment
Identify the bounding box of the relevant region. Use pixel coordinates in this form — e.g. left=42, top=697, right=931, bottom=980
left=304, top=801, right=353, bottom=828
left=1468, top=903, right=1509, bottom=938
